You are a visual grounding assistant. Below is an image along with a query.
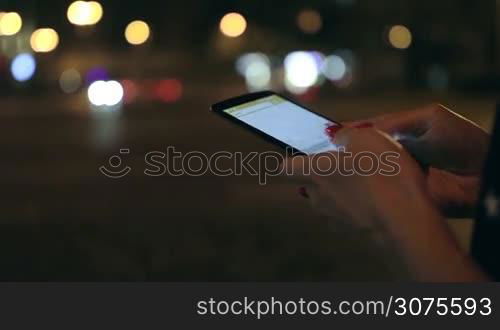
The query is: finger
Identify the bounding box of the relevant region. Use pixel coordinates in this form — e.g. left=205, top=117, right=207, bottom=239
left=426, top=167, right=480, bottom=217
left=279, top=156, right=313, bottom=184
left=372, top=105, right=439, bottom=136
left=345, top=103, right=448, bottom=137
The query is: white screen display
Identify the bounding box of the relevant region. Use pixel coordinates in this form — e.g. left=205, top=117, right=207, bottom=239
left=224, top=95, right=339, bottom=154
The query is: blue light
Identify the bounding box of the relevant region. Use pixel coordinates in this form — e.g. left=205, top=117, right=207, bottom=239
left=11, top=53, right=36, bottom=82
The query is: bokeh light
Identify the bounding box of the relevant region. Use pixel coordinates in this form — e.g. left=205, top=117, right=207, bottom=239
left=88, top=80, right=124, bottom=107
left=121, top=80, right=138, bottom=104
left=59, top=69, right=82, bottom=93
left=236, top=53, right=271, bottom=91
left=67, top=1, right=103, bottom=26
left=30, top=28, right=60, bottom=53
left=88, top=2, right=104, bottom=25
left=10, top=53, right=36, bottom=82
left=125, top=20, right=151, bottom=45
left=0, top=12, right=22, bottom=36
left=284, top=51, right=319, bottom=92
left=85, top=67, right=109, bottom=84
left=0, top=54, right=7, bottom=74
left=245, top=62, right=271, bottom=91
left=322, top=55, right=347, bottom=81
left=309, top=51, right=326, bottom=87
left=388, top=25, right=412, bottom=49
left=236, top=53, right=269, bottom=75
left=219, top=13, right=247, bottom=38
left=154, top=79, right=183, bottom=103
left=297, top=9, right=322, bottom=34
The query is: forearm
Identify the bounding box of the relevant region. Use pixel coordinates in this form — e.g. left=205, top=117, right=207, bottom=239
left=380, top=197, right=489, bottom=281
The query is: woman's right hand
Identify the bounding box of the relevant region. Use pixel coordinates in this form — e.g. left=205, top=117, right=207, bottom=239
left=346, top=104, right=491, bottom=218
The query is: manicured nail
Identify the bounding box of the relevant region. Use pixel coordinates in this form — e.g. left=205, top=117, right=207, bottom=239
left=353, top=123, right=373, bottom=129
left=298, top=187, right=309, bottom=199
left=325, top=125, right=342, bottom=138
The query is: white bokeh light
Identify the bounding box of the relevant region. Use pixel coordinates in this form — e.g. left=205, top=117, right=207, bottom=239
left=106, top=80, right=124, bottom=105
left=236, top=53, right=270, bottom=75
left=236, top=53, right=272, bottom=91
left=88, top=80, right=106, bottom=105
left=88, top=80, right=124, bottom=107
left=322, top=55, right=347, bottom=81
left=244, top=62, right=271, bottom=91
left=284, top=51, right=319, bottom=91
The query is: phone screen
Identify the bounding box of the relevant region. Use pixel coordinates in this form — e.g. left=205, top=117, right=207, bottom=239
left=223, top=94, right=339, bottom=154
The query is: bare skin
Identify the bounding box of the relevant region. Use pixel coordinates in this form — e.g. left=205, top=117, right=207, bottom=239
left=347, top=104, right=490, bottom=218
left=281, top=104, right=490, bottom=281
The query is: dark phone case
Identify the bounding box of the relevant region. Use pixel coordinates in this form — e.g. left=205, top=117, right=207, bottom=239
left=210, top=91, right=340, bottom=155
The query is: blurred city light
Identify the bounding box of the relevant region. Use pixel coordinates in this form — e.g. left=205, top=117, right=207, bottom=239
left=125, top=20, right=151, bottom=45
left=388, top=25, right=412, bottom=49
left=219, top=13, right=247, bottom=38
left=0, top=12, right=22, bottom=36
left=88, top=80, right=124, bottom=107
left=322, top=55, right=347, bottom=81
left=59, top=69, right=82, bottom=93
left=297, top=9, right=323, bottom=34
left=0, top=54, right=7, bottom=73
left=154, top=79, right=183, bottom=103
left=10, top=53, right=36, bottom=82
left=236, top=53, right=271, bottom=91
left=245, top=61, right=271, bottom=91
left=88, top=2, right=104, bottom=24
left=121, top=79, right=138, bottom=104
left=236, top=53, right=269, bottom=75
left=85, top=67, right=109, bottom=84
left=308, top=51, right=326, bottom=87
left=67, top=1, right=103, bottom=26
left=309, top=51, right=325, bottom=71
left=284, top=51, right=319, bottom=92
left=30, top=28, right=60, bottom=53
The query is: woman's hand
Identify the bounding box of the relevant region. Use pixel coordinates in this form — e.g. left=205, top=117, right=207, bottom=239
left=281, top=126, right=487, bottom=281
left=347, top=104, right=490, bottom=218
left=282, top=126, right=433, bottom=232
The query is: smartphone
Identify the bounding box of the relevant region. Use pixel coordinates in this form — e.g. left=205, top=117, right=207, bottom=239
left=211, top=91, right=340, bottom=155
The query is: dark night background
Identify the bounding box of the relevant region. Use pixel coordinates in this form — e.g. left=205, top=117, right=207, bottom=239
left=0, top=0, right=498, bottom=280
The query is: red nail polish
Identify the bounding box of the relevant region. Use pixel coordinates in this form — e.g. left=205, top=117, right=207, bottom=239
left=298, top=187, right=309, bottom=199
left=325, top=125, right=342, bottom=138
left=353, top=123, right=373, bottom=129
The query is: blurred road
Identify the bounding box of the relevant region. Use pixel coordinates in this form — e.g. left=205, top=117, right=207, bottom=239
left=0, top=76, right=497, bottom=280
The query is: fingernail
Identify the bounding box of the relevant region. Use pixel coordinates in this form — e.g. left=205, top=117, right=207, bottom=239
left=353, top=123, right=373, bottom=129
left=325, top=125, right=342, bottom=138
left=298, top=187, right=309, bottom=199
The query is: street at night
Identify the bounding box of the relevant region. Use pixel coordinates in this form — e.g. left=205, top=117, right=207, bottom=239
left=1, top=1, right=499, bottom=281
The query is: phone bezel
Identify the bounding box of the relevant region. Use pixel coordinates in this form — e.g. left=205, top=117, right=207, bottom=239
left=210, top=91, right=339, bottom=155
